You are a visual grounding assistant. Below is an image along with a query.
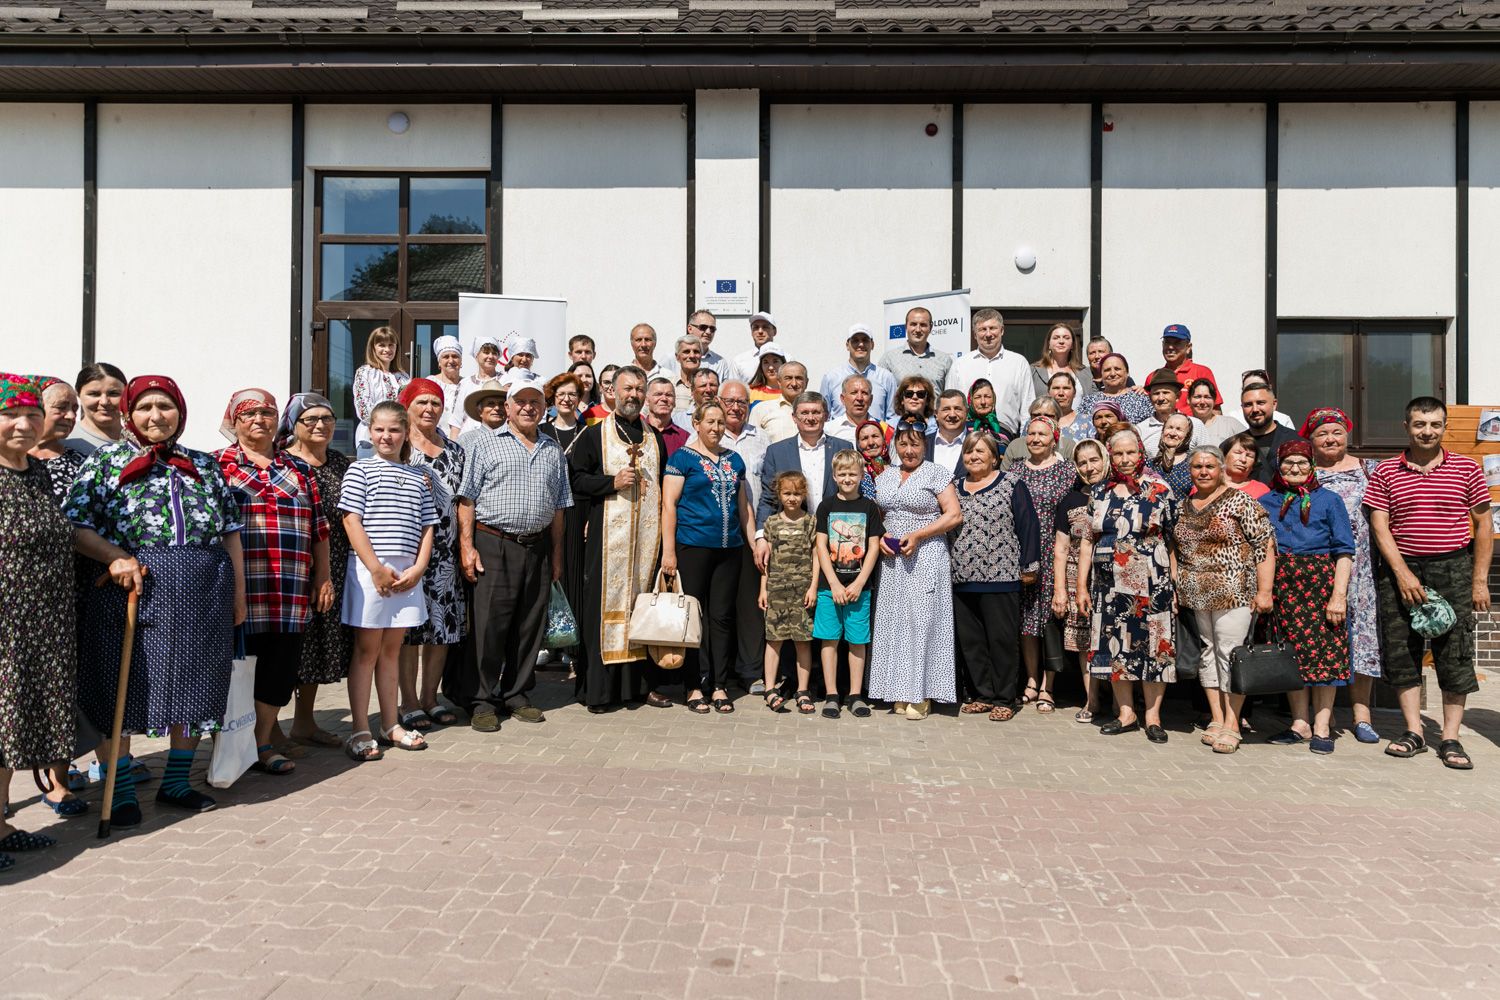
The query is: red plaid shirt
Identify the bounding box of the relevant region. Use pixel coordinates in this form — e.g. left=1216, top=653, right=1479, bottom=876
left=215, top=446, right=329, bottom=634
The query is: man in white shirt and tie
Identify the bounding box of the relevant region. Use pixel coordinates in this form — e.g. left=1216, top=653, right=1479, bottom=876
left=949, top=308, right=1036, bottom=437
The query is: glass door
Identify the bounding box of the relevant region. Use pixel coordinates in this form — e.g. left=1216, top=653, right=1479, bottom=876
left=402, top=311, right=461, bottom=380
left=313, top=307, right=402, bottom=455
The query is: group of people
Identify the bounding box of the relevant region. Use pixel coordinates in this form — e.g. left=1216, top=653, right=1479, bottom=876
left=0, top=308, right=1489, bottom=869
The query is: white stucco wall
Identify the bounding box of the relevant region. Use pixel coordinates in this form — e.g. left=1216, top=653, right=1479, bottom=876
left=694, top=89, right=761, bottom=369
left=0, top=103, right=84, bottom=378
left=770, top=103, right=953, bottom=380
left=1279, top=102, right=1455, bottom=320
left=96, top=104, right=292, bottom=449
left=1100, top=103, right=1266, bottom=387
left=962, top=104, right=1091, bottom=326
left=1465, top=102, right=1500, bottom=405
left=502, top=104, right=687, bottom=365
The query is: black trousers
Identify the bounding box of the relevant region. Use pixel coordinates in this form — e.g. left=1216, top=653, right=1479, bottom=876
left=464, top=530, right=548, bottom=711
left=246, top=630, right=306, bottom=709
left=953, top=590, right=1021, bottom=704
left=732, top=543, right=766, bottom=686
left=658, top=544, right=740, bottom=696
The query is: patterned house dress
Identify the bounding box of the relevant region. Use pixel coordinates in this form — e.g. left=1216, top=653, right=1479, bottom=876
left=1316, top=461, right=1382, bottom=679
left=868, top=461, right=958, bottom=704
left=1087, top=476, right=1180, bottom=683
left=406, top=436, right=467, bottom=646
left=1018, top=458, right=1077, bottom=637
left=294, top=449, right=354, bottom=684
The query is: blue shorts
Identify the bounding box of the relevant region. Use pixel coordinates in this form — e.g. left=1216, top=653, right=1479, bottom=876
left=812, top=589, right=872, bottom=645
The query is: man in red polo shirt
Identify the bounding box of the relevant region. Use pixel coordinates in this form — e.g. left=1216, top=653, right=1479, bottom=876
left=1160, top=324, right=1220, bottom=416
left=1365, top=396, right=1492, bottom=770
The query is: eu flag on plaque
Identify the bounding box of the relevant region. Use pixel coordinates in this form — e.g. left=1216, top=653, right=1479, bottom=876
left=716, top=279, right=738, bottom=294
left=889, top=323, right=905, bottom=341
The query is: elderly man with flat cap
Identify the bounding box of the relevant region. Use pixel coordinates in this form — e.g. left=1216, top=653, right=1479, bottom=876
left=452, top=368, right=572, bottom=733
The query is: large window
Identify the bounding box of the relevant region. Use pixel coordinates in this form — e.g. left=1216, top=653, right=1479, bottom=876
left=313, top=172, right=490, bottom=450
left=1275, top=320, right=1446, bottom=450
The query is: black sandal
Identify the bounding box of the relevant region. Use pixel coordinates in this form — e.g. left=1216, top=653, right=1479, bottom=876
left=795, top=690, right=816, bottom=714
left=713, top=696, right=735, bottom=714
left=1437, top=739, right=1474, bottom=770
left=1385, top=730, right=1428, bottom=758
left=686, top=697, right=711, bottom=714
left=764, top=690, right=786, bottom=712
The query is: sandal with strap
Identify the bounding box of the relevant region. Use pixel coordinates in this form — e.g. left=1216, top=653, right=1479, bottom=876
left=1201, top=722, right=1222, bottom=747
left=961, top=701, right=994, bottom=715
left=764, top=690, right=786, bottom=712
left=425, top=704, right=459, bottom=726
left=252, top=744, right=296, bottom=775
left=1385, top=730, right=1428, bottom=758
left=1074, top=709, right=1094, bottom=724
left=1437, top=739, right=1474, bottom=770
left=379, top=725, right=428, bottom=751
left=399, top=708, right=433, bottom=732
left=1035, top=694, right=1056, bottom=714
left=1212, top=730, right=1243, bottom=754
left=686, top=697, right=711, bottom=714
left=344, top=731, right=383, bottom=762
left=849, top=698, right=872, bottom=719
left=1020, top=679, right=1039, bottom=705
left=713, top=696, right=735, bottom=714
left=988, top=704, right=1015, bottom=722
left=795, top=691, right=816, bottom=715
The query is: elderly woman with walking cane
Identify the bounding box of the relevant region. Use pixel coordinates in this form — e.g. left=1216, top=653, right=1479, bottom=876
left=65, top=374, right=246, bottom=827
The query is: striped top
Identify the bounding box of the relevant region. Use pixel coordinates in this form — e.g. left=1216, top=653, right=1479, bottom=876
left=338, top=457, right=438, bottom=562
left=1364, top=449, right=1488, bottom=557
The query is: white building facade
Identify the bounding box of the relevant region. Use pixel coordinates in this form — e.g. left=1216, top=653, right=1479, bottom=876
left=0, top=2, right=1493, bottom=450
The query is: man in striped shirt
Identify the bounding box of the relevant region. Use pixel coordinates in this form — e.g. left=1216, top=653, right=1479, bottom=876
left=1365, top=396, right=1492, bottom=770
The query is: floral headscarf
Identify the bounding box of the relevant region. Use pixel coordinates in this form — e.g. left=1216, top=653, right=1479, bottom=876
left=219, top=388, right=278, bottom=443
left=0, top=372, right=42, bottom=412
left=1272, top=439, right=1321, bottom=524
left=967, top=378, right=1004, bottom=438
left=120, top=375, right=198, bottom=486
left=274, top=392, right=335, bottom=449
left=1299, top=406, right=1352, bottom=440
left=855, top=419, right=888, bottom=481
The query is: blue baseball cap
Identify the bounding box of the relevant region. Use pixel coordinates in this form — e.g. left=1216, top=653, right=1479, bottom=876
left=1162, top=324, right=1191, bottom=341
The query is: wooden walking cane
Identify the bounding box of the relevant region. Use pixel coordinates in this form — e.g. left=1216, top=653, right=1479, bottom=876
left=98, top=584, right=140, bottom=840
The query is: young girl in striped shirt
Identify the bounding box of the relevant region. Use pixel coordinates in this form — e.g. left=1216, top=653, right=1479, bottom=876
left=340, top=400, right=437, bottom=760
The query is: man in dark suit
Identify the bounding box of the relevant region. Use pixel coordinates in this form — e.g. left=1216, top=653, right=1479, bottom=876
left=754, top=390, right=854, bottom=571
left=925, top=389, right=969, bottom=477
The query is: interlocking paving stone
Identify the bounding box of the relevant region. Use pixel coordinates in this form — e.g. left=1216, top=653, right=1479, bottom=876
left=3, top=673, right=1500, bottom=998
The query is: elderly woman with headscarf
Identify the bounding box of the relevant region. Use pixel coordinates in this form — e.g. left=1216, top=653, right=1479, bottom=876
left=1014, top=413, right=1077, bottom=712
left=966, top=378, right=1008, bottom=443
left=352, top=326, right=410, bottom=459
left=396, top=377, right=467, bottom=730
left=1090, top=397, right=1126, bottom=445
left=855, top=419, right=889, bottom=500
left=868, top=418, right=964, bottom=720
left=1305, top=406, right=1383, bottom=743
left=0, top=374, right=134, bottom=842
left=1259, top=439, right=1356, bottom=755
left=26, top=376, right=84, bottom=504
left=216, top=388, right=332, bottom=776
left=65, top=375, right=246, bottom=824
left=274, top=392, right=353, bottom=749
left=431, top=334, right=465, bottom=436
left=1075, top=427, right=1179, bottom=744
left=1078, top=353, right=1152, bottom=425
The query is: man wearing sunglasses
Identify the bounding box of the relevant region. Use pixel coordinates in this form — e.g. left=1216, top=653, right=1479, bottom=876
left=686, top=310, right=734, bottom=381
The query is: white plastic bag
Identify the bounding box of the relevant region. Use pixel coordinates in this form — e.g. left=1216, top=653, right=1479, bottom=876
left=209, top=636, right=258, bottom=789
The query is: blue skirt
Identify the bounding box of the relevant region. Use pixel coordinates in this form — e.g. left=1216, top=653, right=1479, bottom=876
left=78, top=545, right=235, bottom=737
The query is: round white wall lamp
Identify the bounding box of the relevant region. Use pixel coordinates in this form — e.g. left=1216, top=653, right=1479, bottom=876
left=1015, top=247, right=1037, bottom=273
left=387, top=111, right=411, bottom=135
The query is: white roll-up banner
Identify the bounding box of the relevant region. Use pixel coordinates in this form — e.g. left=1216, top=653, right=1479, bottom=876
left=882, top=288, right=971, bottom=359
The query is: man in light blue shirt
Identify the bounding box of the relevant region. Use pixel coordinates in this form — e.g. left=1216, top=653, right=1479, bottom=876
left=820, top=324, right=896, bottom=423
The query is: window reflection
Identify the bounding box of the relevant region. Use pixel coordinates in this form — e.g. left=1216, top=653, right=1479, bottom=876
left=407, top=244, right=486, bottom=301
left=411, top=177, right=486, bottom=235
left=322, top=244, right=399, bottom=301
left=323, top=177, right=399, bottom=235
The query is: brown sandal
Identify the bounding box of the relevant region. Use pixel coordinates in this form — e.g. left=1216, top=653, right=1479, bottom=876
left=988, top=705, right=1016, bottom=722
left=961, top=701, right=994, bottom=714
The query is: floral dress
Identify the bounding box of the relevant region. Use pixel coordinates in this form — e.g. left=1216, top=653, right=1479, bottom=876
left=43, top=447, right=85, bottom=505
left=1079, top=389, right=1152, bottom=425
left=65, top=443, right=241, bottom=736
left=0, top=460, right=76, bottom=769
left=293, top=450, right=353, bottom=684
left=1317, top=461, right=1381, bottom=678
left=1053, top=490, right=1092, bottom=653
left=1018, top=458, right=1077, bottom=636
left=1149, top=457, right=1194, bottom=500
left=1087, top=476, right=1179, bottom=683
left=406, top=436, right=467, bottom=645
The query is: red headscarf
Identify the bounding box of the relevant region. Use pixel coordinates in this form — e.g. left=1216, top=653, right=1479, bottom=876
left=398, top=377, right=445, bottom=410
left=855, top=419, right=889, bottom=481
left=1104, top=427, right=1147, bottom=494
left=219, top=387, right=278, bottom=443
left=1272, top=438, right=1320, bottom=524
left=1298, top=406, right=1352, bottom=440
left=119, top=375, right=198, bottom=486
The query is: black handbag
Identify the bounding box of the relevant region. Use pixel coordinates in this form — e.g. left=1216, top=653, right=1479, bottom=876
left=1228, top=613, right=1303, bottom=695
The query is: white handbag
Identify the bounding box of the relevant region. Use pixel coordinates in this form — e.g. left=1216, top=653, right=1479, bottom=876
left=628, top=570, right=703, bottom=649
left=208, top=633, right=259, bottom=789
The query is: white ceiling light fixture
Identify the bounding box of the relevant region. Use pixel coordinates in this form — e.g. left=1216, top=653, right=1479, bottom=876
left=1015, top=247, right=1037, bottom=273
left=387, top=111, right=411, bottom=135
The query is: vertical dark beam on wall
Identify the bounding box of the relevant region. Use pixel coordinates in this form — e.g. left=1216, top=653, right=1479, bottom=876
left=1457, top=99, right=1470, bottom=404
left=1089, top=102, right=1103, bottom=339
left=1265, top=101, right=1279, bottom=375
left=489, top=101, right=503, bottom=293
left=81, top=99, right=98, bottom=366
left=951, top=102, right=964, bottom=291
left=758, top=93, right=771, bottom=311
left=685, top=95, right=697, bottom=315
left=289, top=100, right=305, bottom=393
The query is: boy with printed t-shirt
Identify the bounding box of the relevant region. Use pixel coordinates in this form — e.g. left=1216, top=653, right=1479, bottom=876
left=814, top=449, right=885, bottom=719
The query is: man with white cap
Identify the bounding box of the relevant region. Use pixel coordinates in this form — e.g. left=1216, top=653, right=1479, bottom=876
left=453, top=368, right=572, bottom=732
left=453, top=333, right=504, bottom=437
left=732, top=312, right=779, bottom=382
left=431, top=334, right=465, bottom=435
left=820, top=324, right=896, bottom=422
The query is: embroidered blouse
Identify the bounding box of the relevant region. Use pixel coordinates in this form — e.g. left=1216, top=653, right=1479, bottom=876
left=666, top=446, right=747, bottom=549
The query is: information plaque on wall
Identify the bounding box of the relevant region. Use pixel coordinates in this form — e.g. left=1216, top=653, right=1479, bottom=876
left=698, top=277, right=755, bottom=316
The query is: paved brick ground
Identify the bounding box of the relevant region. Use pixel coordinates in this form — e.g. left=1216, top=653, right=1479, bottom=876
left=4, top=670, right=1500, bottom=999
